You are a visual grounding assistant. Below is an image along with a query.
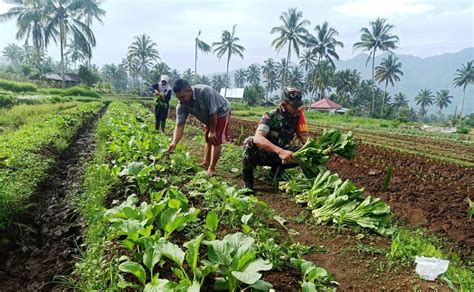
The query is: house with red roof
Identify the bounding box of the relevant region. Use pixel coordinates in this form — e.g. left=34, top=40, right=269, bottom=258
left=309, top=98, right=347, bottom=113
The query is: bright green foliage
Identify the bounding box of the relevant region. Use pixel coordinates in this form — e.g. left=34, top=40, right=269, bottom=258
left=293, top=128, right=356, bottom=178
left=291, top=258, right=337, bottom=291
left=0, top=79, right=37, bottom=92
left=203, top=232, right=273, bottom=291
left=0, top=102, right=102, bottom=228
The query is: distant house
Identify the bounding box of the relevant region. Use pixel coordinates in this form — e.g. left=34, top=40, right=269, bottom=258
left=31, top=73, right=80, bottom=85
left=220, top=88, right=244, bottom=102
left=309, top=98, right=347, bottom=114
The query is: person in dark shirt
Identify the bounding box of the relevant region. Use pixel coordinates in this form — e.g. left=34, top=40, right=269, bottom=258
left=242, top=87, right=309, bottom=191
left=150, top=75, right=172, bottom=132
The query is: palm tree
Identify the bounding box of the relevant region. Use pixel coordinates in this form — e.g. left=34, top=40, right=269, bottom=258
left=262, top=58, right=279, bottom=101
left=44, top=0, right=97, bottom=87
left=309, top=60, right=334, bottom=100
left=415, top=89, right=434, bottom=118
left=127, top=34, right=160, bottom=88
left=213, top=24, right=245, bottom=98
left=299, top=50, right=317, bottom=73
left=2, top=43, right=25, bottom=68
left=375, top=54, right=403, bottom=115
left=271, top=8, right=310, bottom=91
left=73, top=0, right=105, bottom=65
left=234, top=68, right=247, bottom=87
left=182, top=68, right=194, bottom=82
left=392, top=92, right=409, bottom=111
left=453, top=61, right=474, bottom=117
left=194, top=30, right=212, bottom=84
left=435, top=89, right=453, bottom=116
left=277, top=58, right=289, bottom=87
left=308, top=21, right=343, bottom=68
left=211, top=74, right=228, bottom=92
left=0, top=1, right=46, bottom=74
left=333, top=69, right=361, bottom=105
left=288, top=66, right=304, bottom=89
left=65, top=37, right=86, bottom=70
left=353, top=18, right=399, bottom=115
left=246, top=64, right=261, bottom=85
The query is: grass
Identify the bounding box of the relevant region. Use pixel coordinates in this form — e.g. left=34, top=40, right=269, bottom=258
left=0, top=79, right=37, bottom=92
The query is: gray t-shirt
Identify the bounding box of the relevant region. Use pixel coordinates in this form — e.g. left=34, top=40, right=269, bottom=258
left=176, top=85, right=231, bottom=126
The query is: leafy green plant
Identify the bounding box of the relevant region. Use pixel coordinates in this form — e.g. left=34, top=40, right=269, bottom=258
left=291, top=258, right=337, bottom=291
left=383, top=164, right=393, bottom=191
left=205, top=210, right=219, bottom=240
left=203, top=232, right=273, bottom=291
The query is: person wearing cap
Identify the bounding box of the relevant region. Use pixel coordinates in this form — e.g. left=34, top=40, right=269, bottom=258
left=242, top=87, right=309, bottom=191
left=168, top=79, right=231, bottom=176
left=150, top=75, right=172, bottom=132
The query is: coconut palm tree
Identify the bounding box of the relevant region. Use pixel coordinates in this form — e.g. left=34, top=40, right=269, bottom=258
left=127, top=34, right=160, bottom=88
left=299, top=50, right=317, bottom=73
left=234, top=68, right=247, bottom=87
left=375, top=54, right=403, bottom=115
left=44, top=0, right=97, bottom=87
left=2, top=43, right=25, bottom=68
left=271, top=8, right=310, bottom=91
left=333, top=69, right=361, bottom=105
left=194, top=30, right=212, bottom=84
left=211, top=74, right=229, bottom=92
left=435, top=89, right=453, bottom=116
left=262, top=58, right=279, bottom=101
left=308, top=21, right=343, bottom=68
left=277, top=58, right=289, bottom=87
left=246, top=64, right=261, bottom=85
left=0, top=1, right=47, bottom=75
left=72, top=0, right=105, bottom=65
left=182, top=68, right=194, bottom=82
left=453, top=61, right=474, bottom=118
left=415, top=89, right=434, bottom=118
left=309, top=60, right=334, bottom=100
left=392, top=92, right=409, bottom=111
left=213, top=24, right=245, bottom=97
left=353, top=18, right=399, bottom=115
left=288, top=66, right=304, bottom=89
left=65, top=37, right=86, bottom=70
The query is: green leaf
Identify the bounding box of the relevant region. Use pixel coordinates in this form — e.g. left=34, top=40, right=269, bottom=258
left=240, top=213, right=253, bottom=225
left=206, top=210, right=219, bottom=233
left=118, top=261, right=146, bottom=285
left=168, top=198, right=182, bottom=209
left=301, top=281, right=317, bottom=292
left=187, top=280, right=201, bottom=292
left=158, top=241, right=185, bottom=267
left=143, top=244, right=162, bottom=273
left=232, top=259, right=272, bottom=285
left=206, top=240, right=233, bottom=266
left=184, top=234, right=204, bottom=275
left=144, top=274, right=176, bottom=292
left=249, top=279, right=273, bottom=291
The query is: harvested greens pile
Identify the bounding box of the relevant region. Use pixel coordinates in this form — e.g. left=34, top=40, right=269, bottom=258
left=282, top=129, right=392, bottom=235
left=292, top=129, right=356, bottom=178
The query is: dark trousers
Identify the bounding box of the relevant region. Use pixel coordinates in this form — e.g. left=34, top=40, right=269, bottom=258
left=155, top=119, right=166, bottom=132
left=242, top=136, right=300, bottom=188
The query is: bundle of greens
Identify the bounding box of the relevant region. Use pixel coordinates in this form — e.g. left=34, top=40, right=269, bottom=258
left=315, top=128, right=357, bottom=160
left=295, top=170, right=345, bottom=209
left=292, top=139, right=329, bottom=178
left=278, top=173, right=313, bottom=194
left=292, top=129, right=356, bottom=178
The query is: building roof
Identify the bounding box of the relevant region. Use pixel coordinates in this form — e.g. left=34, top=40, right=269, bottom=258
left=44, top=73, right=79, bottom=82
left=309, top=98, right=342, bottom=109
left=220, top=88, right=244, bottom=99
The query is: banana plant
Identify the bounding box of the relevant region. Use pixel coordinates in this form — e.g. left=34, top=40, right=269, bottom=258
left=203, top=232, right=273, bottom=291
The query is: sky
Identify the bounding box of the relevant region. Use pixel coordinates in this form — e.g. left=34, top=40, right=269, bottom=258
left=0, top=0, right=473, bottom=75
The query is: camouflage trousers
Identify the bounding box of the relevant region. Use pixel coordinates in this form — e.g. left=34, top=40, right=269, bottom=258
left=242, top=136, right=300, bottom=188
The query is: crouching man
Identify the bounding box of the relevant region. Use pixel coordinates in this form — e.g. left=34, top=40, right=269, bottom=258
left=242, top=87, right=309, bottom=191
left=168, top=79, right=231, bottom=176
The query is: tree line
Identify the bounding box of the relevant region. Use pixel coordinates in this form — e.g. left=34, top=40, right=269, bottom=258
left=1, top=3, right=472, bottom=121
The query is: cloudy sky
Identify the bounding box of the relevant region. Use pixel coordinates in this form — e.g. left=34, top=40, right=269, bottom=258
left=0, top=0, right=473, bottom=74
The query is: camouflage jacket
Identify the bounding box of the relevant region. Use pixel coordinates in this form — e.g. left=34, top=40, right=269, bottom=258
left=256, top=104, right=308, bottom=148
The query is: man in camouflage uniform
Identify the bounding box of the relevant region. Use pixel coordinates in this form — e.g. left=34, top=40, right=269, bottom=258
left=242, top=87, right=309, bottom=191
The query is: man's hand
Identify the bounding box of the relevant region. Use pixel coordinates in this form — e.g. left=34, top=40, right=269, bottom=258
left=208, top=132, right=217, bottom=145
left=278, top=149, right=296, bottom=164
left=167, top=142, right=176, bottom=153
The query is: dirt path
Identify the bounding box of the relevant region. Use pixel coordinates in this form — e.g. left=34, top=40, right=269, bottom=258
left=0, top=106, right=105, bottom=291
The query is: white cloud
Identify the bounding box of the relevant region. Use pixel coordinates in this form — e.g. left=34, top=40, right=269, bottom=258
left=0, top=3, right=13, bottom=14
left=333, top=0, right=435, bottom=17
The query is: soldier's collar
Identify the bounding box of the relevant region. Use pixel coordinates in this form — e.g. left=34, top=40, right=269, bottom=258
left=279, top=103, right=299, bottom=118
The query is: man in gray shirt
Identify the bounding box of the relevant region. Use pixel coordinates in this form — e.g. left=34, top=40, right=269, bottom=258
left=168, top=79, right=231, bottom=176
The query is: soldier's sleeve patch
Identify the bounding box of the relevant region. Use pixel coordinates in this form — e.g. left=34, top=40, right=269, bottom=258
left=296, top=109, right=309, bottom=137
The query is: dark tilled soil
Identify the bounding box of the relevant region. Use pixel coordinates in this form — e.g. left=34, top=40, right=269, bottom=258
left=230, top=116, right=474, bottom=248
left=181, top=130, right=448, bottom=290
left=0, top=108, right=104, bottom=291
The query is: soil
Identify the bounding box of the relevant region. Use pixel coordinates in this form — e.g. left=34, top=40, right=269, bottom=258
left=0, top=107, right=105, bottom=291
left=229, top=116, right=474, bottom=249
left=181, top=126, right=450, bottom=290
